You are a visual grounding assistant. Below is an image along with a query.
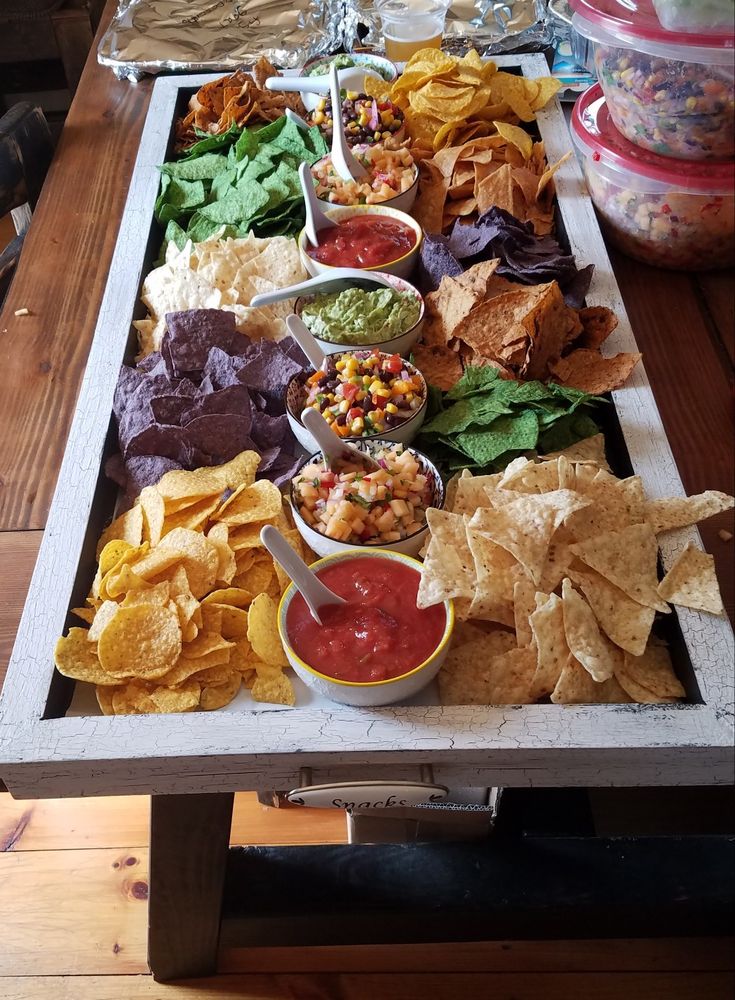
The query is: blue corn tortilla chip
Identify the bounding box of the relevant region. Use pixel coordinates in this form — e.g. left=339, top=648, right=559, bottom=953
left=162, top=309, right=239, bottom=376
left=419, top=207, right=594, bottom=309
left=183, top=413, right=255, bottom=465
left=110, top=310, right=304, bottom=499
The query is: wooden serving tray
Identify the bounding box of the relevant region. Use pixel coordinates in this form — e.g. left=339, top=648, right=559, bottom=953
left=0, top=56, right=732, bottom=799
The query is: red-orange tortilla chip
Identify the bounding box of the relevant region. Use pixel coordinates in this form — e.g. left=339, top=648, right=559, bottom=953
left=411, top=344, right=463, bottom=390
left=574, top=306, right=619, bottom=350
left=551, top=349, right=641, bottom=395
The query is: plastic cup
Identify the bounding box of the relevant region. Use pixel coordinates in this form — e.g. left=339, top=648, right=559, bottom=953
left=376, top=0, right=451, bottom=63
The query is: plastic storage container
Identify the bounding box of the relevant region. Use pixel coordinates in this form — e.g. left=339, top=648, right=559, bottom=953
left=571, top=0, right=735, bottom=160
left=571, top=85, right=735, bottom=269
left=652, top=0, right=735, bottom=34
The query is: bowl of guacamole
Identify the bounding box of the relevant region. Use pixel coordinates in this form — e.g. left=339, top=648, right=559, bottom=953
left=302, top=52, right=398, bottom=83
left=296, top=273, right=424, bottom=357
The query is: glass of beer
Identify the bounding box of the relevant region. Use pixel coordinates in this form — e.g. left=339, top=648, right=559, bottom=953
left=376, top=0, right=451, bottom=63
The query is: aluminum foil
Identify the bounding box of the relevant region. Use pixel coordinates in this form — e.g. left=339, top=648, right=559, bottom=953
left=98, top=0, right=342, bottom=79
left=348, top=0, right=551, bottom=57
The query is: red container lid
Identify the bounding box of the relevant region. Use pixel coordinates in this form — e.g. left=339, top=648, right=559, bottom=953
left=572, top=84, right=735, bottom=190
left=570, top=0, right=734, bottom=49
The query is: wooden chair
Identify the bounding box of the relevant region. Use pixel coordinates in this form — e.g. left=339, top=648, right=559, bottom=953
left=0, top=102, right=54, bottom=304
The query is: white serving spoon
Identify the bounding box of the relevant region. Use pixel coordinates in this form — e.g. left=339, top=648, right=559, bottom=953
left=260, top=525, right=345, bottom=625
left=328, top=63, right=368, bottom=182
left=249, top=267, right=395, bottom=310
left=285, top=106, right=310, bottom=131
left=301, top=407, right=381, bottom=473
left=285, top=314, right=327, bottom=372
left=264, top=65, right=379, bottom=98
left=298, top=161, right=337, bottom=247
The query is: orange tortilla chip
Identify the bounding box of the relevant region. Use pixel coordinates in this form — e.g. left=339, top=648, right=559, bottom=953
left=550, top=349, right=642, bottom=395
left=411, top=344, right=463, bottom=391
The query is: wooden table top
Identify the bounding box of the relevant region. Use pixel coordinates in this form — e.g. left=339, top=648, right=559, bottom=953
left=0, top=11, right=733, bottom=694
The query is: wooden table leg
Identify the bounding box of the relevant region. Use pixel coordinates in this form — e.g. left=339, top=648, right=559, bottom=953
left=148, top=791, right=234, bottom=981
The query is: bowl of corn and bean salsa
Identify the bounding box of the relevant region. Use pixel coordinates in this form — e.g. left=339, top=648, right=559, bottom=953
left=307, top=92, right=405, bottom=147
left=286, top=350, right=428, bottom=453
left=311, top=145, right=419, bottom=212
left=289, top=441, right=443, bottom=558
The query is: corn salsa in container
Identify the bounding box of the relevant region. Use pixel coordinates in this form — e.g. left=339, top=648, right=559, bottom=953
left=571, top=0, right=734, bottom=160
left=572, top=85, right=735, bottom=269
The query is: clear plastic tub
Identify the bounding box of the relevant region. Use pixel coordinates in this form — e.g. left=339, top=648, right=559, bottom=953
left=572, top=85, right=735, bottom=269
left=653, top=0, right=735, bottom=34
left=571, top=0, right=734, bottom=160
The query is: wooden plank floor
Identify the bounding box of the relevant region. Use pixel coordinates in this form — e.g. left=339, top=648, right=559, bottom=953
left=0, top=791, right=733, bottom=998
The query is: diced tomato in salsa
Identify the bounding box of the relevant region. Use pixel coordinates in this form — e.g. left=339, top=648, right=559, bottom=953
left=286, top=557, right=446, bottom=683
left=307, top=216, right=416, bottom=269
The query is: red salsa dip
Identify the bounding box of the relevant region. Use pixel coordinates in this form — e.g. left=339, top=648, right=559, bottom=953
left=307, top=215, right=417, bottom=269
left=286, top=556, right=446, bottom=683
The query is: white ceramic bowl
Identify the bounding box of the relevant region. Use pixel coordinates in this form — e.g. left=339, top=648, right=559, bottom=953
left=277, top=548, right=454, bottom=706
left=302, top=52, right=399, bottom=85
left=295, top=271, right=425, bottom=358
left=285, top=353, right=428, bottom=453
left=299, top=54, right=399, bottom=113
left=288, top=440, right=444, bottom=560
left=299, top=204, right=423, bottom=281
left=311, top=152, right=419, bottom=214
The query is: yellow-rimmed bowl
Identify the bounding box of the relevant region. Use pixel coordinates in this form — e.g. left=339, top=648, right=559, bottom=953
left=277, top=549, right=454, bottom=707
left=299, top=204, right=423, bottom=280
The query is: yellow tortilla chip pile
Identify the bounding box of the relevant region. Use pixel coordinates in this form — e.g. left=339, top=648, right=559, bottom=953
left=134, top=232, right=306, bottom=357
left=175, top=60, right=306, bottom=152
left=414, top=134, right=568, bottom=236
left=54, top=451, right=311, bottom=715
left=370, top=48, right=560, bottom=155
left=416, top=439, right=733, bottom=706
left=417, top=259, right=641, bottom=394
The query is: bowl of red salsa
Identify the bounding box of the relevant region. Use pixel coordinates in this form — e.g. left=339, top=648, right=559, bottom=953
left=278, top=549, right=454, bottom=706
left=299, top=204, right=423, bottom=280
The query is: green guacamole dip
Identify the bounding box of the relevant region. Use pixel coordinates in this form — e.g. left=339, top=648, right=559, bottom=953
left=300, top=286, right=420, bottom=345
left=305, top=56, right=391, bottom=81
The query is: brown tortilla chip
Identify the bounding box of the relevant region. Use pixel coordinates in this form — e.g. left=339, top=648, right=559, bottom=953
left=550, top=349, right=642, bottom=395
left=411, top=343, right=463, bottom=391
left=573, top=306, right=619, bottom=350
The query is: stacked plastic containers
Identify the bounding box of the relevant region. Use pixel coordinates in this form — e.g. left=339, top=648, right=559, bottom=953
left=569, top=0, right=734, bottom=269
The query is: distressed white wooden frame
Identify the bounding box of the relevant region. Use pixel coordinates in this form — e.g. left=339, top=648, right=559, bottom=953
left=0, top=57, right=732, bottom=800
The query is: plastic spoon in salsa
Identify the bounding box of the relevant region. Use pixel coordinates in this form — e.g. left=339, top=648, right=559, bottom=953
left=301, top=406, right=382, bottom=474
left=260, top=525, right=346, bottom=625
left=285, top=314, right=327, bottom=372
left=299, top=161, right=337, bottom=247
left=328, top=63, right=368, bottom=182
left=249, top=267, right=395, bottom=310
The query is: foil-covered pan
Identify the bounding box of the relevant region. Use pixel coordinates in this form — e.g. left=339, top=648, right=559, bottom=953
left=98, top=0, right=343, bottom=79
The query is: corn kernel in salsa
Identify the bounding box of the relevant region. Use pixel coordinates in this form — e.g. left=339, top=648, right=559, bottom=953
left=302, top=351, right=425, bottom=437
